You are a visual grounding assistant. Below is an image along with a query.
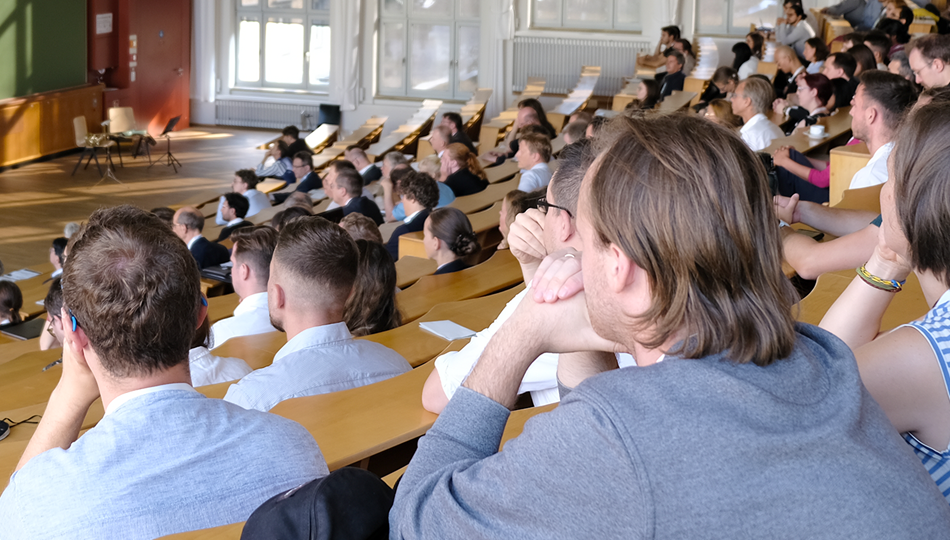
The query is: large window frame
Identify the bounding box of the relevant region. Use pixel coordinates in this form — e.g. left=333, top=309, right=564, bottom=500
left=529, top=0, right=642, bottom=32
left=696, top=0, right=783, bottom=36
left=377, top=0, right=481, bottom=100
left=235, top=0, right=331, bottom=93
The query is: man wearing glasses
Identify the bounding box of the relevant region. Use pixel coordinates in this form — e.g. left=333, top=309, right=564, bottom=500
left=909, top=34, right=950, bottom=90
left=421, top=140, right=634, bottom=414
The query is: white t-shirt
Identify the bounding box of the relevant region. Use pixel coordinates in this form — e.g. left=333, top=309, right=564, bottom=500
left=209, top=292, right=276, bottom=348
left=517, top=162, right=554, bottom=193
left=849, top=142, right=893, bottom=190
left=740, top=113, right=785, bottom=152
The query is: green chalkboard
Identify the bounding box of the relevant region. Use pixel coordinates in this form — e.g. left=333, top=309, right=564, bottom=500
left=0, top=0, right=87, bottom=100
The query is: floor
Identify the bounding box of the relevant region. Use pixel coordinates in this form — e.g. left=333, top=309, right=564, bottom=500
left=0, top=126, right=272, bottom=271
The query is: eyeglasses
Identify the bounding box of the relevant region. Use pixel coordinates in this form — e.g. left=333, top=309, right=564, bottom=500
left=537, top=197, right=573, bottom=219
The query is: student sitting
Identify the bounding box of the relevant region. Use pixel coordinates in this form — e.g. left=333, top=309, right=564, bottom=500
left=48, top=237, right=67, bottom=279
left=850, top=43, right=878, bottom=76
left=671, top=38, right=697, bottom=76
left=703, top=99, right=744, bottom=130
left=340, top=213, right=384, bottom=244
left=215, top=192, right=253, bottom=242
left=497, top=189, right=529, bottom=250
left=774, top=45, right=806, bottom=98
left=345, top=239, right=402, bottom=336
left=328, top=167, right=384, bottom=225
left=804, top=37, right=829, bottom=74
left=635, top=79, right=660, bottom=110
left=636, top=25, right=680, bottom=70
left=223, top=216, right=410, bottom=412
left=693, top=67, right=739, bottom=112
left=773, top=72, right=833, bottom=134
left=441, top=143, right=489, bottom=197
left=823, top=52, right=860, bottom=110
left=732, top=77, right=785, bottom=151
left=216, top=169, right=271, bottom=224
left=658, top=51, right=686, bottom=99
left=561, top=121, right=588, bottom=145
left=865, top=31, right=893, bottom=70
left=172, top=207, right=230, bottom=269
left=515, top=132, right=554, bottom=192
left=271, top=206, right=312, bottom=232
left=255, top=140, right=294, bottom=183
left=441, top=112, right=477, bottom=153
left=386, top=171, right=440, bottom=260
left=344, top=145, right=382, bottom=184
left=280, top=124, right=311, bottom=157
left=417, top=154, right=456, bottom=208
left=0, top=280, right=23, bottom=326
left=423, top=207, right=481, bottom=275
left=39, top=279, right=64, bottom=351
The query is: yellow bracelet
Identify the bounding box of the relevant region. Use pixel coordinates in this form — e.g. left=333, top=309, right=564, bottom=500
left=855, top=265, right=905, bottom=293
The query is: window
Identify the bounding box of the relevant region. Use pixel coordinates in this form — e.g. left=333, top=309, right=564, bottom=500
left=697, top=0, right=781, bottom=36
left=531, top=0, right=641, bottom=31
left=236, top=0, right=331, bottom=91
left=378, top=0, right=480, bottom=99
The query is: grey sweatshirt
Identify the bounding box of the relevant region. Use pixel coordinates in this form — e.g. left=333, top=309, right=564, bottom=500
left=390, top=323, right=950, bottom=539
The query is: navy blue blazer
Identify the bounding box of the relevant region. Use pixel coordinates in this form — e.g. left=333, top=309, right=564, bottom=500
left=443, top=169, right=488, bottom=197
left=386, top=209, right=430, bottom=260
left=343, top=196, right=384, bottom=226
left=361, top=165, right=382, bottom=185
left=190, top=237, right=230, bottom=269
left=659, top=70, right=686, bottom=100
left=434, top=258, right=471, bottom=275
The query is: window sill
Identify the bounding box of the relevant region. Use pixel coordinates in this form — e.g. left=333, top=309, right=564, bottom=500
left=516, top=28, right=644, bottom=39
left=223, top=87, right=331, bottom=101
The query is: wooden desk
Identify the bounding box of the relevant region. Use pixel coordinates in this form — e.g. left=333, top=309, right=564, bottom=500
left=395, top=256, right=438, bottom=289
left=829, top=142, right=870, bottom=206
left=468, top=201, right=503, bottom=235
left=834, top=183, right=883, bottom=214
left=763, top=107, right=852, bottom=155
left=657, top=91, right=698, bottom=113
left=448, top=177, right=520, bottom=215
left=0, top=338, right=44, bottom=365
left=396, top=250, right=524, bottom=323
left=208, top=294, right=241, bottom=324
left=304, top=124, right=340, bottom=153
left=0, top=349, right=67, bottom=412
left=796, top=270, right=928, bottom=331
left=485, top=160, right=520, bottom=184
left=16, top=270, right=55, bottom=320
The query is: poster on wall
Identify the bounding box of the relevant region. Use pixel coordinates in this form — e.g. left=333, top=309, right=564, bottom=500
left=96, top=13, right=113, bottom=35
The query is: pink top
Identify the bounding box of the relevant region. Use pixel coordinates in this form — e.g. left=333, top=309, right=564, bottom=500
left=807, top=138, right=860, bottom=188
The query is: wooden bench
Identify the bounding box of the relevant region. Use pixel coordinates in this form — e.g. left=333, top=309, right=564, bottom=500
left=796, top=269, right=928, bottom=330
left=448, top=177, right=519, bottom=215
left=828, top=142, right=870, bottom=206
left=657, top=91, right=698, bottom=113
left=395, top=256, right=438, bottom=289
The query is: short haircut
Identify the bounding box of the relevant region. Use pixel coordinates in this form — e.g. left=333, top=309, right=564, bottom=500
left=775, top=45, right=799, bottom=65
left=910, top=34, right=950, bottom=64
left=344, top=239, right=401, bottom=336
left=383, top=152, right=409, bottom=169
left=328, top=159, right=357, bottom=173
left=51, top=237, right=68, bottom=265
left=44, top=278, right=63, bottom=321
left=503, top=189, right=532, bottom=229
left=0, top=281, right=23, bottom=325
left=849, top=44, right=877, bottom=73
left=418, top=154, right=442, bottom=181
left=842, top=32, right=868, bottom=46
left=345, top=145, right=368, bottom=161
left=235, top=169, right=259, bottom=190
left=740, top=77, right=776, bottom=115
left=787, top=3, right=805, bottom=17
left=562, top=121, right=589, bottom=143
left=572, top=111, right=593, bottom=124
left=859, top=70, right=918, bottom=130
left=518, top=132, right=553, bottom=162
left=661, top=25, right=681, bottom=40
left=550, top=138, right=594, bottom=216
left=712, top=66, right=739, bottom=86
left=272, top=206, right=313, bottom=231
left=893, top=103, right=950, bottom=286
left=801, top=73, right=834, bottom=106
left=63, top=205, right=201, bottom=377
left=274, top=216, right=359, bottom=308
left=668, top=50, right=685, bottom=68
left=230, top=225, right=278, bottom=283
left=889, top=51, right=915, bottom=82
left=223, top=192, right=250, bottom=219
left=340, top=213, right=384, bottom=244
left=805, top=37, right=829, bottom=62
left=588, top=115, right=608, bottom=136
left=586, top=114, right=796, bottom=366
left=282, top=125, right=300, bottom=139
left=442, top=112, right=464, bottom=131
left=400, top=171, right=440, bottom=210
left=864, top=31, right=892, bottom=60
left=285, top=191, right=313, bottom=210
left=431, top=125, right=452, bottom=143
left=335, top=167, right=364, bottom=198
left=828, top=52, right=857, bottom=79
left=176, top=207, right=205, bottom=232
left=427, top=207, right=480, bottom=258
left=150, top=207, right=175, bottom=225
left=293, top=151, right=313, bottom=169
left=673, top=38, right=693, bottom=56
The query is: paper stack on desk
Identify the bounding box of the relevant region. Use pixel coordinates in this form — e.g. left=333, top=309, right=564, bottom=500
left=419, top=320, right=477, bottom=341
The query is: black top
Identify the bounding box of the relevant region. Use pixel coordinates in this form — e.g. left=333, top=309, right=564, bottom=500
left=659, top=70, right=686, bottom=99
left=343, top=196, right=385, bottom=226
left=450, top=130, right=477, bottom=154
left=443, top=168, right=488, bottom=197
left=361, top=164, right=382, bottom=185
left=434, top=258, right=471, bottom=276
left=692, top=82, right=725, bottom=111
left=287, top=138, right=311, bottom=157
left=386, top=209, right=430, bottom=260
left=830, top=77, right=859, bottom=110
left=216, top=220, right=253, bottom=242
left=774, top=69, right=802, bottom=99
left=294, top=171, right=322, bottom=193
left=190, top=237, right=230, bottom=269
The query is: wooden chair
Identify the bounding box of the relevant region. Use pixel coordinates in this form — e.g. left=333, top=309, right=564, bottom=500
left=757, top=61, right=778, bottom=80
left=828, top=142, right=870, bottom=206
left=833, top=183, right=883, bottom=214
left=71, top=116, right=117, bottom=177
left=107, top=107, right=153, bottom=165
left=796, top=269, right=928, bottom=331
left=448, top=176, right=520, bottom=215
left=395, top=256, right=438, bottom=289
left=684, top=77, right=709, bottom=107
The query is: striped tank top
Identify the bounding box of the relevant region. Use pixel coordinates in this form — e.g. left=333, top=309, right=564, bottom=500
left=902, top=289, right=950, bottom=504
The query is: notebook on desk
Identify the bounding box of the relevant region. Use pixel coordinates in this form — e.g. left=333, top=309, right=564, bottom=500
left=1, top=318, right=45, bottom=341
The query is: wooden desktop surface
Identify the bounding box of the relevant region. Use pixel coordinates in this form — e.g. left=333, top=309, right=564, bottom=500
left=763, top=107, right=852, bottom=155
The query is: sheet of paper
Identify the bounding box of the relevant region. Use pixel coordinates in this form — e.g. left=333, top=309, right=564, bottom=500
left=419, top=320, right=477, bottom=341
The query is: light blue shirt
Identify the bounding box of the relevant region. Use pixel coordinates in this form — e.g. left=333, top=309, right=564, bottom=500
left=0, top=386, right=327, bottom=540
left=394, top=182, right=455, bottom=221
left=224, top=322, right=411, bottom=412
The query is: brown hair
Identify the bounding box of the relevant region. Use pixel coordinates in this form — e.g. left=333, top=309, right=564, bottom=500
left=706, top=99, right=743, bottom=129
left=518, top=132, right=553, bottom=162
left=444, top=143, right=487, bottom=181
left=910, top=34, right=950, bottom=64
left=586, top=114, right=797, bottom=366
left=893, top=103, right=950, bottom=286
left=275, top=216, right=359, bottom=309
left=0, top=281, right=23, bottom=325
left=340, top=213, right=384, bottom=244
left=562, top=121, right=589, bottom=143
left=517, top=98, right=558, bottom=138
left=344, top=239, right=402, bottom=336
left=234, top=169, right=259, bottom=190
left=503, top=189, right=532, bottom=230
left=746, top=32, right=765, bottom=59
left=859, top=70, right=918, bottom=131
left=272, top=206, right=313, bottom=231
left=231, top=226, right=278, bottom=284
left=400, top=171, right=440, bottom=209
left=335, top=167, right=364, bottom=198
left=150, top=207, right=175, bottom=225
left=63, top=205, right=202, bottom=377
left=848, top=44, right=877, bottom=74
left=428, top=207, right=480, bottom=258
left=44, top=278, right=64, bottom=323
left=550, top=138, right=594, bottom=216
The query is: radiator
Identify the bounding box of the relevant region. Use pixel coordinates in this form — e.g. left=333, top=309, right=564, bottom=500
left=215, top=100, right=324, bottom=130
left=512, top=36, right=653, bottom=96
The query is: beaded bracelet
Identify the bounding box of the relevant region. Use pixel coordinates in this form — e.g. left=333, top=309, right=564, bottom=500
left=855, top=265, right=905, bottom=293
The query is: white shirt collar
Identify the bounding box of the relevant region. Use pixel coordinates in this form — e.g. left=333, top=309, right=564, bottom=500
left=790, top=66, right=805, bottom=80
left=186, top=235, right=203, bottom=249
left=871, top=141, right=895, bottom=162
left=105, top=383, right=197, bottom=416
left=274, top=322, right=353, bottom=364
left=404, top=209, right=423, bottom=224
left=234, top=291, right=269, bottom=317
left=740, top=113, right=769, bottom=134
left=342, top=196, right=355, bottom=207
left=226, top=217, right=243, bottom=227
left=51, top=268, right=63, bottom=278
left=437, top=150, right=444, bottom=158
left=359, top=163, right=375, bottom=175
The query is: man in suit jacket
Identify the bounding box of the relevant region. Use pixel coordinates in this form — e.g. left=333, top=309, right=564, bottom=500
left=659, top=51, right=687, bottom=100
left=442, top=112, right=476, bottom=154
left=216, top=193, right=253, bottom=242
left=272, top=152, right=320, bottom=205
left=329, top=167, right=385, bottom=225
left=172, top=206, right=230, bottom=269
left=386, top=171, right=440, bottom=260
left=344, top=146, right=382, bottom=185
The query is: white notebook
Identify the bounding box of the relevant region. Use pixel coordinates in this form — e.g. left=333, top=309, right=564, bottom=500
left=419, top=320, right=477, bottom=341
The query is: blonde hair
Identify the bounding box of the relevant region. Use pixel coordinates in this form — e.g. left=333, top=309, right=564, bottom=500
left=444, top=143, right=487, bottom=181
left=419, top=154, right=442, bottom=181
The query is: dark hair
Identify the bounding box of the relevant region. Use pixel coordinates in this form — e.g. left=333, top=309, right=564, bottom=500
left=272, top=206, right=313, bottom=231
left=661, top=25, right=681, bottom=40
left=151, top=207, right=175, bottom=225
left=192, top=309, right=211, bottom=350
left=550, top=138, right=594, bottom=216
left=176, top=207, right=205, bottom=232
left=518, top=132, right=553, bottom=162
left=344, top=239, right=402, bottom=337
left=910, top=34, right=950, bottom=64
left=878, top=18, right=910, bottom=45
left=293, top=151, right=313, bottom=169
left=747, top=32, right=765, bottom=59
left=45, top=278, right=64, bottom=323
left=335, top=168, right=364, bottom=198
left=275, top=216, right=359, bottom=308
left=849, top=44, right=877, bottom=74
left=788, top=3, right=805, bottom=17
left=562, top=120, right=589, bottom=143
left=51, top=237, right=68, bottom=266
left=828, top=52, right=858, bottom=79
left=668, top=50, right=686, bottom=68
left=0, top=281, right=23, bottom=325
left=843, top=32, right=868, bottom=46
left=589, top=115, right=608, bottom=135
left=674, top=39, right=693, bottom=56
left=732, top=42, right=753, bottom=71
left=864, top=31, right=892, bottom=62
left=713, top=66, right=739, bottom=86
left=805, top=37, right=830, bottom=61
left=282, top=125, right=300, bottom=139
left=859, top=69, right=918, bottom=129
left=801, top=73, right=834, bottom=106
left=339, top=213, right=384, bottom=243
left=231, top=226, right=278, bottom=284
left=889, top=50, right=916, bottom=82
left=586, top=114, right=797, bottom=366
left=274, top=139, right=291, bottom=159
left=63, top=205, right=201, bottom=377
left=400, top=171, right=440, bottom=209
left=428, top=207, right=480, bottom=258
left=223, top=192, right=250, bottom=219
left=442, top=112, right=464, bottom=132
left=517, top=98, right=558, bottom=139
left=328, top=159, right=357, bottom=173
left=234, top=169, right=259, bottom=190
left=503, top=189, right=532, bottom=229
left=390, top=165, right=414, bottom=194
left=893, top=103, right=950, bottom=286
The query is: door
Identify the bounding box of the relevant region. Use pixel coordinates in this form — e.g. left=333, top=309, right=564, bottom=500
left=135, top=0, right=191, bottom=133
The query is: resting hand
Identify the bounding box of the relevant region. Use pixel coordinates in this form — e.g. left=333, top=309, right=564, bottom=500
left=507, top=289, right=623, bottom=356
left=507, top=209, right=548, bottom=277
left=532, top=249, right=584, bottom=304
left=773, top=193, right=801, bottom=224
left=59, top=310, right=101, bottom=408
left=865, top=226, right=912, bottom=283
left=772, top=145, right=792, bottom=167
left=773, top=98, right=788, bottom=115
